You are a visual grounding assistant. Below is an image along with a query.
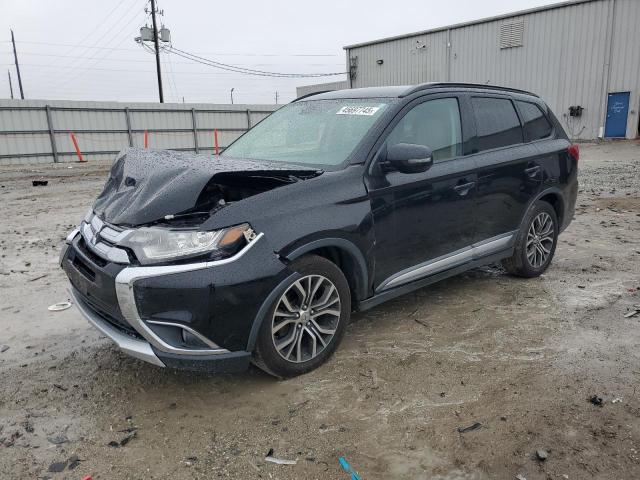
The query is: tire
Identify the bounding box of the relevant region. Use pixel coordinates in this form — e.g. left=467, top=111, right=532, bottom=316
left=253, top=255, right=351, bottom=378
left=502, top=200, right=559, bottom=278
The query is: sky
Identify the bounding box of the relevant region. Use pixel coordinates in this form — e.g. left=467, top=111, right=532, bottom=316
left=1, top=0, right=559, bottom=105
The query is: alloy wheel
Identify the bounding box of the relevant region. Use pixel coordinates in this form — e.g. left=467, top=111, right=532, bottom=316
left=526, top=212, right=554, bottom=268
left=271, top=274, right=341, bottom=363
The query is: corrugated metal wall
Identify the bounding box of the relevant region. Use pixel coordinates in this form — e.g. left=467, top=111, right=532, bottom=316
left=346, top=0, right=640, bottom=140
left=0, top=99, right=278, bottom=165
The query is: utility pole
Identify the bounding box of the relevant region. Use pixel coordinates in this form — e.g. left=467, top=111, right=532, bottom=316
left=7, top=70, right=14, bottom=99
left=150, top=0, right=164, bottom=103
left=230, top=88, right=234, bottom=104
left=10, top=29, right=24, bottom=99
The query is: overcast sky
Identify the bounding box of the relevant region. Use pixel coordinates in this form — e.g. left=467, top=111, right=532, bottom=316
left=1, top=0, right=557, bottom=105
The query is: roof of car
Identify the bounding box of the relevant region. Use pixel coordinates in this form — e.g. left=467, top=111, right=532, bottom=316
left=297, top=83, right=539, bottom=101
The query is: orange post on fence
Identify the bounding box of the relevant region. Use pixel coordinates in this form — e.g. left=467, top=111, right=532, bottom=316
left=70, top=132, right=85, bottom=163
left=144, top=130, right=149, bottom=148
left=214, top=129, right=219, bottom=155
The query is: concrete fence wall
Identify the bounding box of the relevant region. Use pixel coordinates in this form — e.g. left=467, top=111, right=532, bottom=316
left=0, top=99, right=280, bottom=165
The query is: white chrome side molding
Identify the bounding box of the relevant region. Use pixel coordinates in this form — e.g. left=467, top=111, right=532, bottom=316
left=377, top=231, right=516, bottom=292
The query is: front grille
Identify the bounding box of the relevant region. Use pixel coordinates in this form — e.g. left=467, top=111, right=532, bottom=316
left=77, top=236, right=108, bottom=267
left=89, top=300, right=143, bottom=340
left=80, top=214, right=130, bottom=265
left=76, top=288, right=143, bottom=340
left=72, top=254, right=96, bottom=281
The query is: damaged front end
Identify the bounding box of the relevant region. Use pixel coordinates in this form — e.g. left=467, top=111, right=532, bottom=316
left=93, top=147, right=322, bottom=229
left=60, top=148, right=320, bottom=370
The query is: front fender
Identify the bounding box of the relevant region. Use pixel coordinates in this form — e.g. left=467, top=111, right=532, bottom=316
left=282, top=236, right=371, bottom=301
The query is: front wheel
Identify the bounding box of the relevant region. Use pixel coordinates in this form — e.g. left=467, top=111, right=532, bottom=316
left=502, top=201, right=559, bottom=277
left=253, top=255, right=351, bottom=378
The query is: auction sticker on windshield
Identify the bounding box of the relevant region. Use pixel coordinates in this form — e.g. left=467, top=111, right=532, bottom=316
left=336, top=106, right=381, bottom=116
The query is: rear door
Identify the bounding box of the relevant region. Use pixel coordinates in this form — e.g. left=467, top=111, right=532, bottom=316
left=469, top=95, right=543, bottom=243
left=365, top=94, right=478, bottom=291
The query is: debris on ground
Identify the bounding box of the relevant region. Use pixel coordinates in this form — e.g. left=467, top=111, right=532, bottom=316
left=515, top=475, right=527, bottom=480
left=589, top=395, right=604, bottom=406
left=0, top=345, right=9, bottom=353
left=339, top=456, right=362, bottom=480
left=108, top=429, right=137, bottom=448
left=612, top=397, right=623, bottom=404
left=0, top=430, right=21, bottom=447
left=623, top=307, right=639, bottom=318
left=48, top=460, right=68, bottom=473
left=47, top=434, right=69, bottom=445
left=32, top=180, right=48, bottom=187
left=183, top=456, right=198, bottom=466
left=457, top=422, right=482, bottom=433
left=48, top=301, right=72, bottom=312
left=27, top=274, right=48, bottom=282
left=20, top=420, right=33, bottom=433
left=68, top=455, right=81, bottom=470
left=536, top=449, right=549, bottom=461
left=265, top=448, right=297, bottom=465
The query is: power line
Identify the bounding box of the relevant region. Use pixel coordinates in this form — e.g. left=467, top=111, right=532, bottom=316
left=0, top=40, right=342, bottom=57
left=163, top=50, right=180, bottom=103
left=49, top=8, right=149, bottom=87
left=36, top=0, right=131, bottom=71
left=166, top=46, right=348, bottom=78
left=0, top=51, right=344, bottom=67
left=1, top=63, right=346, bottom=79
left=46, top=0, right=146, bottom=85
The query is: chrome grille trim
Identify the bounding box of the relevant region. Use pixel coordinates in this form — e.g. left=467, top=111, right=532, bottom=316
left=99, top=225, right=131, bottom=244
left=80, top=212, right=131, bottom=265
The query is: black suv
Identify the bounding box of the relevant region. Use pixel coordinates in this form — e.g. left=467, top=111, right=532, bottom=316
left=61, top=83, right=578, bottom=377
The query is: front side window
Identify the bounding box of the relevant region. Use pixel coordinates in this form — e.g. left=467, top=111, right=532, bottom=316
left=386, top=98, right=462, bottom=162
left=223, top=99, right=390, bottom=167
left=516, top=101, right=553, bottom=141
left=471, top=97, right=523, bottom=151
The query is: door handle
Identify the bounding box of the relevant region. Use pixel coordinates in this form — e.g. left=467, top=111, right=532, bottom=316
left=524, top=165, right=541, bottom=178
left=453, top=181, right=475, bottom=196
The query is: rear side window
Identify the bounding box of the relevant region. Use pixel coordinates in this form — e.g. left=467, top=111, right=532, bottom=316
left=386, top=98, right=462, bottom=162
left=471, top=97, right=523, bottom=151
left=516, top=101, right=553, bottom=141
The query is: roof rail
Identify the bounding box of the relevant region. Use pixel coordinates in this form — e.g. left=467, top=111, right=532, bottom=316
left=292, top=90, right=333, bottom=102
left=401, top=82, right=539, bottom=98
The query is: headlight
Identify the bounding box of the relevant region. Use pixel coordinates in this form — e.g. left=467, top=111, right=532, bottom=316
left=121, top=223, right=253, bottom=264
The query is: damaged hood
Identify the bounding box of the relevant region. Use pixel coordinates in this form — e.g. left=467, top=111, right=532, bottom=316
left=93, top=148, right=322, bottom=227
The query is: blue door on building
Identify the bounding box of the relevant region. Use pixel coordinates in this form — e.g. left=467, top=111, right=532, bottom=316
left=604, top=91, right=630, bottom=138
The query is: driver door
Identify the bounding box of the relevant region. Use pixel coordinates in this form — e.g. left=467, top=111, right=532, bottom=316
left=365, top=95, right=478, bottom=291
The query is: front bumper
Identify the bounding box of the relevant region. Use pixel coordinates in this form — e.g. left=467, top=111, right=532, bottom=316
left=62, top=225, right=285, bottom=372
left=70, top=285, right=165, bottom=367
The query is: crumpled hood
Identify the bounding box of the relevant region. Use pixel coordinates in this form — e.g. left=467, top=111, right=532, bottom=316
left=93, top=148, right=322, bottom=227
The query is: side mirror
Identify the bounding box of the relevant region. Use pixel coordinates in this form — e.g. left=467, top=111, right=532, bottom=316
left=386, top=143, right=433, bottom=174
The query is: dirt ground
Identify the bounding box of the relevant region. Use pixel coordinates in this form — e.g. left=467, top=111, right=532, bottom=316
left=1, top=142, right=639, bottom=480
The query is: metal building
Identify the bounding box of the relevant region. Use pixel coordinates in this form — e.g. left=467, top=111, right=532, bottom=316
left=338, top=0, right=639, bottom=140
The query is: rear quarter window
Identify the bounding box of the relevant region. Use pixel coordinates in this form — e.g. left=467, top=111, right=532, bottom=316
left=471, top=97, right=523, bottom=152
left=516, top=101, right=553, bottom=141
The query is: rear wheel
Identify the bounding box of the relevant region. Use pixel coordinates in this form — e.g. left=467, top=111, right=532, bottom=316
left=502, top=201, right=558, bottom=277
left=253, top=255, right=350, bottom=378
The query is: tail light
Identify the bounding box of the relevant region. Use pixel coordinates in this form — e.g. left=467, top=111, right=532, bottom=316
left=568, top=144, right=580, bottom=163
